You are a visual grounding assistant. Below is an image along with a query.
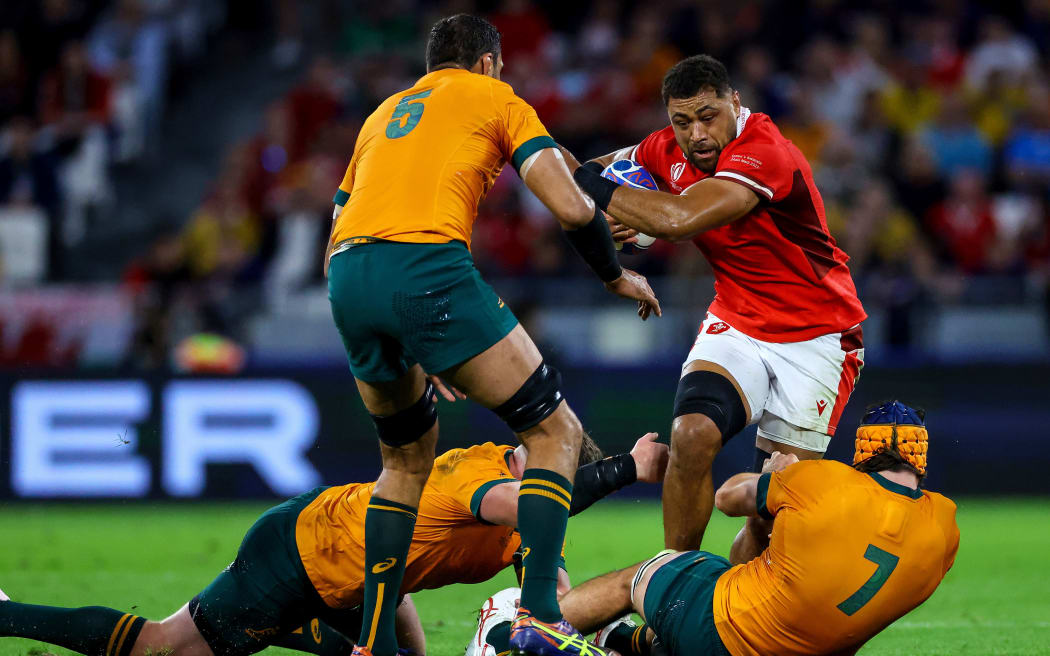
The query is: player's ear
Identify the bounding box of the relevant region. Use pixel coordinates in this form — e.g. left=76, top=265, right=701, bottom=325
left=731, top=90, right=741, bottom=113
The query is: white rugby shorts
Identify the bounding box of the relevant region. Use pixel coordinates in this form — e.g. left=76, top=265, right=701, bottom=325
left=682, top=313, right=864, bottom=452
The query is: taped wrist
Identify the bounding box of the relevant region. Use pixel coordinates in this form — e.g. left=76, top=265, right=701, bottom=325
left=573, top=161, right=620, bottom=212
left=564, top=205, right=623, bottom=283
left=569, top=453, right=637, bottom=516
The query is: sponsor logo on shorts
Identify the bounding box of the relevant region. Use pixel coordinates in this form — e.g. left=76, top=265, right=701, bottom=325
left=707, top=321, right=730, bottom=335
left=670, top=162, right=685, bottom=181
left=372, top=557, right=398, bottom=574
left=816, top=399, right=828, bottom=415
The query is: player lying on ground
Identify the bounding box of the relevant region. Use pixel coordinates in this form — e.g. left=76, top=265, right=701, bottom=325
left=325, top=14, right=659, bottom=656
left=565, top=54, right=867, bottom=560
left=507, top=401, right=958, bottom=656
left=0, top=433, right=668, bottom=656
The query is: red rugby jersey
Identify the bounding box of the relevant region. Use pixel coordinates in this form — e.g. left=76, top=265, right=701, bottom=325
left=632, top=109, right=866, bottom=342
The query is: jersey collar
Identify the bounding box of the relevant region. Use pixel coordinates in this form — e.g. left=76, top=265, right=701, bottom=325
left=735, top=105, right=752, bottom=139
left=868, top=472, right=923, bottom=499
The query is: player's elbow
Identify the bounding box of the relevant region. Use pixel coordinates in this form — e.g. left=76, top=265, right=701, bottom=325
left=553, top=196, right=596, bottom=230
left=714, top=485, right=748, bottom=517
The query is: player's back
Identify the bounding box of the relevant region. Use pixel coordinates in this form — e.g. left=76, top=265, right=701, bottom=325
left=332, top=68, right=552, bottom=249
left=294, top=442, right=520, bottom=608
left=714, top=460, right=959, bottom=656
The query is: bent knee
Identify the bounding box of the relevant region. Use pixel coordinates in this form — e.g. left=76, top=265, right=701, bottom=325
left=671, top=414, right=723, bottom=461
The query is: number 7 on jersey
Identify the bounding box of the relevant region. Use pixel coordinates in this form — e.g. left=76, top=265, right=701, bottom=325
left=837, top=544, right=900, bottom=616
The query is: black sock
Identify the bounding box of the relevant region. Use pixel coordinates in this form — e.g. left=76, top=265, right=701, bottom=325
left=484, top=621, right=512, bottom=653
left=356, top=496, right=418, bottom=656
left=271, top=618, right=354, bottom=656
left=603, top=622, right=652, bottom=656
left=0, top=602, right=146, bottom=656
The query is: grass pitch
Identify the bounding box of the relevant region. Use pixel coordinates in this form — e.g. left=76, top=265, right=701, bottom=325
left=1, top=498, right=1047, bottom=655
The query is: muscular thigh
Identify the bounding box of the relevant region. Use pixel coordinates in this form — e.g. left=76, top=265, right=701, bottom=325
left=683, top=314, right=770, bottom=425
left=438, top=323, right=544, bottom=409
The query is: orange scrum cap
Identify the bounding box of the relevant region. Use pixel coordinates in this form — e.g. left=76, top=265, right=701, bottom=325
left=853, top=400, right=929, bottom=475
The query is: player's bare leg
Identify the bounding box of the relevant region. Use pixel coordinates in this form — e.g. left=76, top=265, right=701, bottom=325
left=440, top=324, right=593, bottom=654
left=354, top=366, right=440, bottom=656
left=559, top=552, right=679, bottom=655
left=663, top=361, right=750, bottom=550
left=129, top=604, right=214, bottom=656
left=728, top=438, right=822, bottom=565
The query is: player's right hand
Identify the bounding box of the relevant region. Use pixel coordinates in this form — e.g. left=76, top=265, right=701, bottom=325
left=630, top=432, right=669, bottom=483
left=604, top=268, right=662, bottom=320
left=761, top=451, right=799, bottom=473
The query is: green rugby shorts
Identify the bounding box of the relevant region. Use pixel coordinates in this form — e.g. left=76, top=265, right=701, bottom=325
left=327, top=239, right=519, bottom=382
left=642, top=551, right=732, bottom=656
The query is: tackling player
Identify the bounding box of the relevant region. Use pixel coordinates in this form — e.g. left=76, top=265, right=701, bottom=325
left=566, top=54, right=867, bottom=557
left=0, top=433, right=668, bottom=656
left=556, top=400, right=960, bottom=656
left=325, top=15, right=658, bottom=656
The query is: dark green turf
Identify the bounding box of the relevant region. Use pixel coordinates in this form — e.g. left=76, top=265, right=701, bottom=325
left=1, top=498, right=1047, bottom=655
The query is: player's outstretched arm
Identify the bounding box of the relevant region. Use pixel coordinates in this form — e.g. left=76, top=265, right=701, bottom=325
left=519, top=148, right=662, bottom=319
left=572, top=161, right=760, bottom=241
left=715, top=451, right=798, bottom=517
left=477, top=433, right=669, bottom=526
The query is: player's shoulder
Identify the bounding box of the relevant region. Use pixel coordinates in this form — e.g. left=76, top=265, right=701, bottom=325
left=777, top=458, right=852, bottom=482
left=735, top=111, right=787, bottom=146
left=922, top=489, right=959, bottom=521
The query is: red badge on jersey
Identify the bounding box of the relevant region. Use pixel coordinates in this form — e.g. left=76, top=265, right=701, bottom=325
left=707, top=321, right=730, bottom=335
left=816, top=399, right=828, bottom=415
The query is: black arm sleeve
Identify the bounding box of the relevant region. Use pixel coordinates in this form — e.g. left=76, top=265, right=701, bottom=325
left=569, top=453, right=637, bottom=516
left=563, top=204, right=623, bottom=283
left=573, top=160, right=621, bottom=212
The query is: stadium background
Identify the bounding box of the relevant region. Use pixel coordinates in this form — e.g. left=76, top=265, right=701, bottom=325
left=0, top=0, right=1049, bottom=654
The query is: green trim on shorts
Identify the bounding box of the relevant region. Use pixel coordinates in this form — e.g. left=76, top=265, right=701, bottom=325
left=511, top=136, right=558, bottom=173
left=756, top=472, right=774, bottom=519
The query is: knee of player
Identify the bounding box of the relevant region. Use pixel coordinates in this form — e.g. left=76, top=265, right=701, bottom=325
left=670, top=414, right=723, bottom=462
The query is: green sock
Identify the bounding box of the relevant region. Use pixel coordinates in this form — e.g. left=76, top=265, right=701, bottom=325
left=0, top=602, right=146, bottom=656
left=272, top=617, right=353, bottom=656
left=485, top=621, right=512, bottom=653
left=603, top=622, right=652, bottom=656
left=357, top=496, right=418, bottom=656
left=517, top=468, right=573, bottom=623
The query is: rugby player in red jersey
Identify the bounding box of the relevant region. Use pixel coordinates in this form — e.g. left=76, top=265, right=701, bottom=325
left=566, top=54, right=867, bottom=562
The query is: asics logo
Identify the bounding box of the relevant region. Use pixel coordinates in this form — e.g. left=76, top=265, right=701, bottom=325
left=372, top=557, right=398, bottom=574
left=310, top=618, right=322, bottom=644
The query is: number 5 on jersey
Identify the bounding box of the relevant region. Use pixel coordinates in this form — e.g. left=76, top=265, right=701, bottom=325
left=386, top=90, right=432, bottom=139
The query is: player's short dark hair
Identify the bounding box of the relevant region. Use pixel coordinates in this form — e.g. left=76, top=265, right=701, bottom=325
left=853, top=448, right=926, bottom=482
left=425, top=14, right=501, bottom=71
left=661, top=54, right=732, bottom=105
left=578, top=431, right=604, bottom=467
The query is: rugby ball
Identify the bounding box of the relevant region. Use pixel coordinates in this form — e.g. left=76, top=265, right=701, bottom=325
left=601, top=160, right=657, bottom=251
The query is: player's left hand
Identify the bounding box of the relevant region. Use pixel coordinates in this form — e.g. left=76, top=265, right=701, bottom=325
left=761, top=451, right=799, bottom=473
left=604, top=268, right=662, bottom=320
left=631, top=432, right=669, bottom=483
left=606, top=213, right=639, bottom=244
left=427, top=374, right=466, bottom=402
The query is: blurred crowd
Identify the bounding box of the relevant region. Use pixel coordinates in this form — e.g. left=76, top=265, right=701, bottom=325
left=3, top=0, right=1050, bottom=366
left=0, top=0, right=231, bottom=283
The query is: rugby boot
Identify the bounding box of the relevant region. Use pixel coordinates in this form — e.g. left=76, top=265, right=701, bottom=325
left=509, top=609, right=610, bottom=656
left=350, top=647, right=373, bottom=656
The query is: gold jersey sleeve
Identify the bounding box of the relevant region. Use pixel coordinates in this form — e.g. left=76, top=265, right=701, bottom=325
left=330, top=69, right=556, bottom=248
left=294, top=442, right=521, bottom=609
left=713, top=460, right=960, bottom=656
